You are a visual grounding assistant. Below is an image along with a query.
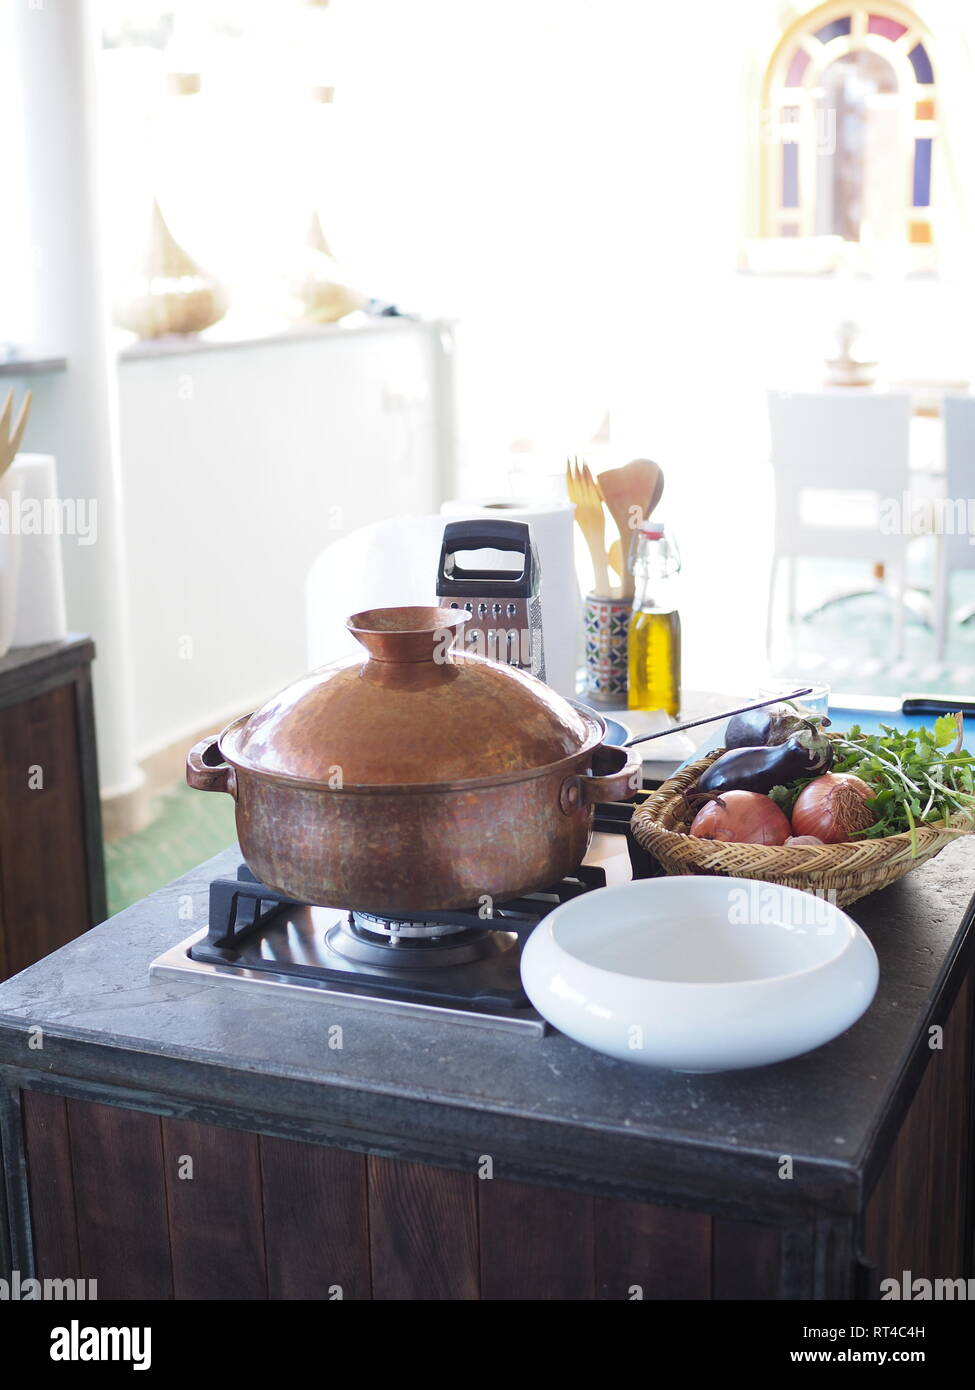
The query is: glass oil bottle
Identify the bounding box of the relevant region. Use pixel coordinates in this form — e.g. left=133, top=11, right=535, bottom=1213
left=627, top=521, right=681, bottom=716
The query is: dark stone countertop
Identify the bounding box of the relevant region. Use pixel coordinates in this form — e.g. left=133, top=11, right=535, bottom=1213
left=0, top=633, right=93, bottom=687
left=1, top=840, right=973, bottom=1222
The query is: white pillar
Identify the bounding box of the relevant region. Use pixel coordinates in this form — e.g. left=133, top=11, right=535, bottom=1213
left=12, top=0, right=143, bottom=802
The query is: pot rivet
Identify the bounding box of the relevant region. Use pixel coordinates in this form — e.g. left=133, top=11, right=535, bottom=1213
left=560, top=778, right=581, bottom=814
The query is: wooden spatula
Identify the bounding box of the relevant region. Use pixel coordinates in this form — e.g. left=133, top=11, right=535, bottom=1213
left=0, top=389, right=32, bottom=480
left=597, top=459, right=664, bottom=599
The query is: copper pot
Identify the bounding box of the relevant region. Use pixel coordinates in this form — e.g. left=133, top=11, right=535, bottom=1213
left=186, top=606, right=640, bottom=912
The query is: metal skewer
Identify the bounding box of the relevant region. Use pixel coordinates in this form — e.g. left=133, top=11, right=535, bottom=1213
left=622, top=688, right=815, bottom=748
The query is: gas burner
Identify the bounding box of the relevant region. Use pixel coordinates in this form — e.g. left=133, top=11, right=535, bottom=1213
left=350, top=910, right=476, bottom=942
left=333, top=914, right=516, bottom=968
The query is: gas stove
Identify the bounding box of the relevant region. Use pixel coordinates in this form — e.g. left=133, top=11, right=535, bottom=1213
left=150, top=800, right=654, bottom=1036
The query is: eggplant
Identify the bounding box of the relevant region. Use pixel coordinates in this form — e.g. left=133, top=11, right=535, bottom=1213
left=698, top=727, right=833, bottom=796
left=724, top=707, right=802, bottom=749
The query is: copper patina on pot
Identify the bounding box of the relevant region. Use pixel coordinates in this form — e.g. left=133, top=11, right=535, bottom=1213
left=187, top=606, right=639, bottom=912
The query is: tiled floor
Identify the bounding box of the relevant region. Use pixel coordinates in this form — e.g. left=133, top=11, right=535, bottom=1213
left=769, top=558, right=975, bottom=698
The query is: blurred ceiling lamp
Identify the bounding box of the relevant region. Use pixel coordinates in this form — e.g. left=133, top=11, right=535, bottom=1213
left=285, top=211, right=365, bottom=325
left=825, top=320, right=878, bottom=388
left=113, top=200, right=228, bottom=339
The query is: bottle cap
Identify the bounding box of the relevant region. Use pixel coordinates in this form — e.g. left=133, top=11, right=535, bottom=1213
left=637, top=520, right=666, bottom=539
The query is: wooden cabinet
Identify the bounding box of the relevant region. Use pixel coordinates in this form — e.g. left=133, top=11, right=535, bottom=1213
left=15, top=1092, right=749, bottom=1300
left=0, top=637, right=105, bottom=979
left=14, top=972, right=971, bottom=1299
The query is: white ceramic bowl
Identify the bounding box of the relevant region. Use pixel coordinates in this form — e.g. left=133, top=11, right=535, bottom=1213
left=520, top=876, right=879, bottom=1072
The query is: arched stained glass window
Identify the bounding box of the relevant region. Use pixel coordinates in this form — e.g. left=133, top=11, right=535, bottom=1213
left=761, top=3, right=938, bottom=264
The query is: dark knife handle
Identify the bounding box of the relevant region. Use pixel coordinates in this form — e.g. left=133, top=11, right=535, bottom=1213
left=902, top=695, right=975, bottom=717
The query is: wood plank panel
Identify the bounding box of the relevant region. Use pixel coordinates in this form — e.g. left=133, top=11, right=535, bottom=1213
left=865, top=972, right=973, bottom=1285
left=261, top=1135, right=370, bottom=1300
left=712, top=1218, right=782, bottom=1299
left=594, top=1198, right=711, bottom=1299
left=862, top=1143, right=897, bottom=1292
left=892, top=1045, right=935, bottom=1275
left=932, top=973, right=972, bottom=1275
left=0, top=685, right=90, bottom=977
left=21, top=1089, right=81, bottom=1279
left=368, top=1155, right=478, bottom=1300
left=66, top=1099, right=173, bottom=1299
left=72, top=665, right=107, bottom=924
left=161, top=1117, right=267, bottom=1300
left=480, top=1177, right=594, bottom=1300
left=0, top=875, right=7, bottom=979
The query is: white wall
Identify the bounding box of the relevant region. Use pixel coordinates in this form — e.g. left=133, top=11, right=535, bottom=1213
left=119, top=319, right=452, bottom=758
left=8, top=318, right=453, bottom=770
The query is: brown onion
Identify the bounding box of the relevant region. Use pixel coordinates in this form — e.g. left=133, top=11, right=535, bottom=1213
left=689, top=791, right=791, bottom=845
left=784, top=834, right=825, bottom=846
left=791, top=773, right=875, bottom=843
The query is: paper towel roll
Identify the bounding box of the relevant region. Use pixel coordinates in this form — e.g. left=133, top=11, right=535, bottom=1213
left=306, top=514, right=450, bottom=669
left=9, top=453, right=68, bottom=647
left=440, top=496, right=579, bottom=698
left=0, top=469, right=22, bottom=657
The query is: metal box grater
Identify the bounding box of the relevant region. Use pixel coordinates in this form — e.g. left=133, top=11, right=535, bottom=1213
left=435, top=519, right=546, bottom=681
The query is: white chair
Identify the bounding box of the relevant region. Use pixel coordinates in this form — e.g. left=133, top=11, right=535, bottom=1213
left=935, top=397, right=975, bottom=659
left=766, top=390, right=913, bottom=659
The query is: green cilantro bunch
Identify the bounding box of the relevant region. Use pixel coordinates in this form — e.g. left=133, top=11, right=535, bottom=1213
left=829, top=714, right=975, bottom=853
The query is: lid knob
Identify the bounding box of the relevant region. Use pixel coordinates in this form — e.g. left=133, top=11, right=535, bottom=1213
left=346, top=607, right=467, bottom=664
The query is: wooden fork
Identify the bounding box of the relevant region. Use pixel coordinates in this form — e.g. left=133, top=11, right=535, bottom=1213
left=0, top=389, right=32, bottom=480
left=566, top=456, right=612, bottom=598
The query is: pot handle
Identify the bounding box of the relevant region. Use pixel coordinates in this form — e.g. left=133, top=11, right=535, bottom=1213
left=186, top=735, right=237, bottom=799
left=562, top=743, right=642, bottom=811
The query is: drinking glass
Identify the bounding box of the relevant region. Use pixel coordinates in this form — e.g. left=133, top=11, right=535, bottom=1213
left=756, top=680, right=830, bottom=724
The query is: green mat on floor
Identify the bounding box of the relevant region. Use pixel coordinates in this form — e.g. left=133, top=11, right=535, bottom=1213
left=104, top=782, right=238, bottom=918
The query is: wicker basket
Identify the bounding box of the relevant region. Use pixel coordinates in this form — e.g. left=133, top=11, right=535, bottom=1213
left=631, top=744, right=972, bottom=908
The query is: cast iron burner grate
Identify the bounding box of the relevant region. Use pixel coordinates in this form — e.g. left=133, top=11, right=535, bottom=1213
left=190, top=860, right=611, bottom=1012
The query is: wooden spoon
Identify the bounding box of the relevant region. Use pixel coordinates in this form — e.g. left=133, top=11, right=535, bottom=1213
left=597, top=459, right=664, bottom=599
left=608, top=537, right=624, bottom=583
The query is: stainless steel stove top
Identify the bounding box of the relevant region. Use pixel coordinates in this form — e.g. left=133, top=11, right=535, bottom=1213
left=151, top=905, right=546, bottom=1035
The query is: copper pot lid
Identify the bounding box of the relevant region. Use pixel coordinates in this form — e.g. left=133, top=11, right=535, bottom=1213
left=220, top=606, right=604, bottom=789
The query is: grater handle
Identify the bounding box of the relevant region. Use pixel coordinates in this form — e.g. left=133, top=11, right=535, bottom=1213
left=437, top=519, right=538, bottom=598
left=442, top=518, right=534, bottom=554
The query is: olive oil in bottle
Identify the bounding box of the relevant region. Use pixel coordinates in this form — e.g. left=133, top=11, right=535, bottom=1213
left=627, top=522, right=681, bottom=715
